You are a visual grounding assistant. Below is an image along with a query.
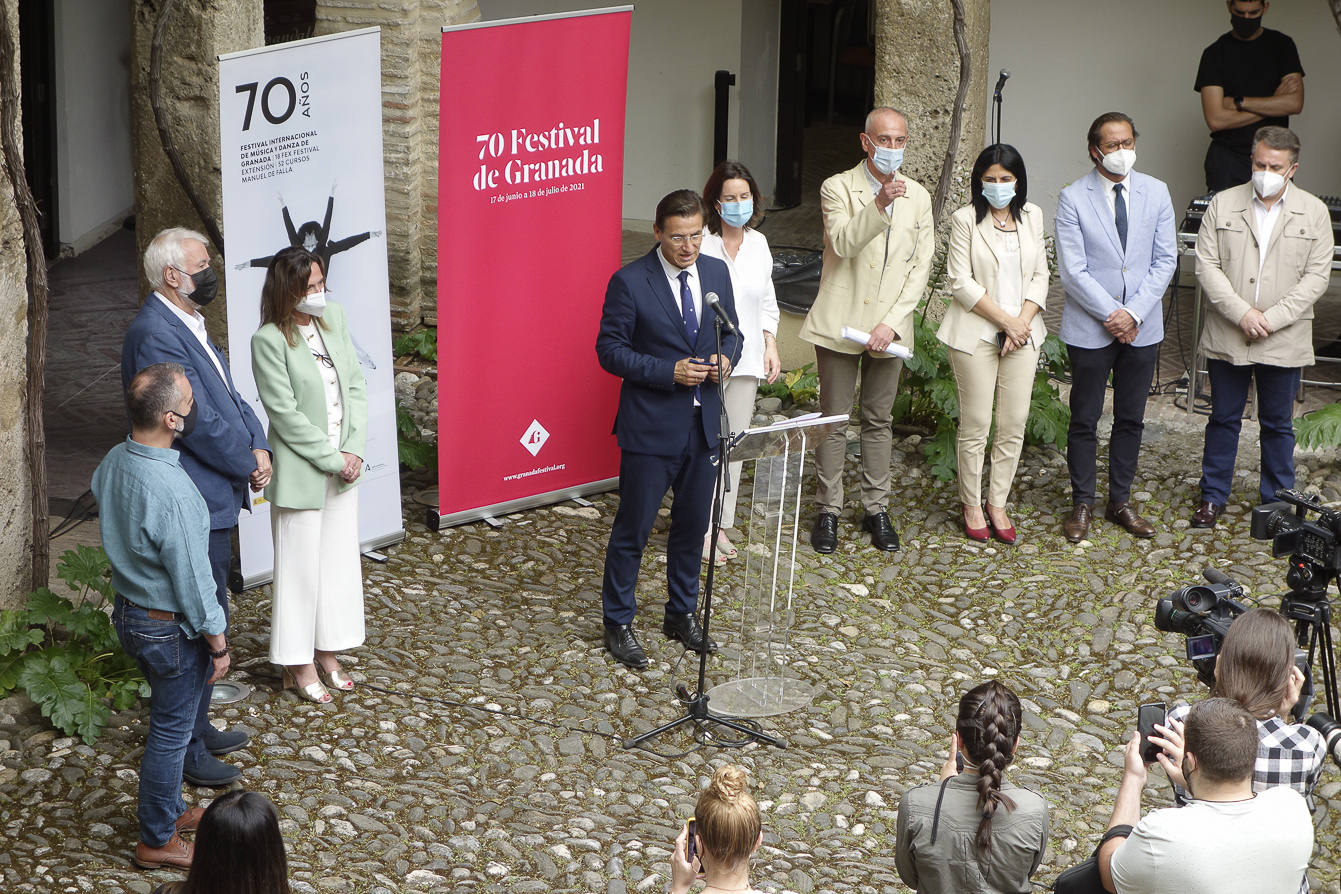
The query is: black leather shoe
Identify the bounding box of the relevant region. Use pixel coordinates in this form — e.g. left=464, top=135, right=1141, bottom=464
left=862, top=511, right=900, bottom=551
left=662, top=612, right=717, bottom=654
left=603, top=624, right=649, bottom=669
left=182, top=752, right=241, bottom=788
left=810, top=512, right=838, bottom=553
left=201, top=726, right=250, bottom=756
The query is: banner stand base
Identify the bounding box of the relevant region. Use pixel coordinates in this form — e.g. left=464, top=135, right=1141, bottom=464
left=429, top=478, right=618, bottom=530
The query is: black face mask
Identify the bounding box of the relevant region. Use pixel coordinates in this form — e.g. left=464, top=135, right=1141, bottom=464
left=186, top=266, right=220, bottom=307
left=172, top=402, right=198, bottom=438
left=1230, top=12, right=1261, bottom=38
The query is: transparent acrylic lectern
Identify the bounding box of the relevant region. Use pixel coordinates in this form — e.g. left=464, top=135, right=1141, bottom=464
left=705, top=412, right=849, bottom=717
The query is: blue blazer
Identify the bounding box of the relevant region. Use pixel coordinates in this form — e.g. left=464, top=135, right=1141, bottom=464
left=121, top=294, right=270, bottom=529
left=1055, top=168, right=1177, bottom=349
left=595, top=248, right=741, bottom=456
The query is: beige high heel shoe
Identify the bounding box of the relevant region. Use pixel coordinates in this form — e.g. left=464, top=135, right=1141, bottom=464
left=281, top=667, right=332, bottom=704
left=317, top=664, right=355, bottom=692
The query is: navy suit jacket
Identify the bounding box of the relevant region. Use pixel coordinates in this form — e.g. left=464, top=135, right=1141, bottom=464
left=595, top=248, right=741, bottom=457
left=121, top=294, right=270, bottom=529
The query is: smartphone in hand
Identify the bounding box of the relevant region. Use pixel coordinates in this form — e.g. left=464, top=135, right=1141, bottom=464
left=1138, top=702, right=1167, bottom=764
left=686, top=818, right=697, bottom=863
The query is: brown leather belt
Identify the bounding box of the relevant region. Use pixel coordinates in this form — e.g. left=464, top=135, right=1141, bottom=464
left=118, top=595, right=181, bottom=622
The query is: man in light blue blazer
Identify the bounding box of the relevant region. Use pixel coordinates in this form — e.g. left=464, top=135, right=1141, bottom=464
left=1055, top=112, right=1177, bottom=542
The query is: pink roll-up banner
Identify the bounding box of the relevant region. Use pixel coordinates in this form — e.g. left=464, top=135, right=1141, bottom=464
left=432, top=8, right=630, bottom=528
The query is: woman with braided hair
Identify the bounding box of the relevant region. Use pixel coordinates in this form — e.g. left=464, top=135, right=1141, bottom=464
left=895, top=681, right=1049, bottom=893
left=669, top=764, right=768, bottom=894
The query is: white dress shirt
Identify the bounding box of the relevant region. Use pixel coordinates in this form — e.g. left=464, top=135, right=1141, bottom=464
left=657, top=249, right=704, bottom=405
left=153, top=292, right=229, bottom=383
left=1251, top=183, right=1289, bottom=306
left=700, top=229, right=779, bottom=379
left=299, top=322, right=344, bottom=447
left=1096, top=173, right=1143, bottom=324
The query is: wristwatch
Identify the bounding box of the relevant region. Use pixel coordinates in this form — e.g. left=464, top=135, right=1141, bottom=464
left=1234, top=96, right=1245, bottom=111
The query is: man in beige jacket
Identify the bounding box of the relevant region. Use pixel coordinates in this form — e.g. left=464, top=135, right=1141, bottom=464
left=800, top=106, right=934, bottom=553
left=1191, top=126, right=1333, bottom=529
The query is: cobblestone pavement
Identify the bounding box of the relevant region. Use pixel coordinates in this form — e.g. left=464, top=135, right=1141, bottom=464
left=2, top=396, right=1339, bottom=894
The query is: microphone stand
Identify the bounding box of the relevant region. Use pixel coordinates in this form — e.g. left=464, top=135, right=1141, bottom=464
left=992, top=85, right=1003, bottom=144
left=624, top=311, right=785, bottom=751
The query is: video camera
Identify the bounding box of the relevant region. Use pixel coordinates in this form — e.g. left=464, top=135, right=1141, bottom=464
left=1251, top=489, right=1341, bottom=579
left=1154, top=568, right=1247, bottom=688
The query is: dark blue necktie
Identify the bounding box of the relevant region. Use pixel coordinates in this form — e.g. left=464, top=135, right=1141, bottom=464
left=678, top=270, right=698, bottom=343
left=1114, top=183, right=1128, bottom=252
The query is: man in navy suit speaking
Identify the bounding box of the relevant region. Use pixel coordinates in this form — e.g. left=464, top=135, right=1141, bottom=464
left=595, top=190, right=741, bottom=670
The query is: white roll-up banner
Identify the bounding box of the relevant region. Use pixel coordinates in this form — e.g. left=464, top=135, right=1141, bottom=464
left=219, top=27, right=403, bottom=588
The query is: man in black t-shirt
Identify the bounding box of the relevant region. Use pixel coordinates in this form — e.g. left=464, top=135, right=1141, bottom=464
left=1194, top=0, right=1303, bottom=191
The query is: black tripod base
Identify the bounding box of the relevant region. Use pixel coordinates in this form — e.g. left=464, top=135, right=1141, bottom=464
left=623, top=691, right=786, bottom=751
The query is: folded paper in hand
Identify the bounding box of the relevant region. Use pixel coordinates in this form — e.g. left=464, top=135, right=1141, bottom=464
left=841, top=326, right=913, bottom=359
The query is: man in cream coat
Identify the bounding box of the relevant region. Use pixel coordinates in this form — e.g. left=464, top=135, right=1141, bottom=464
left=800, top=106, right=934, bottom=553
left=1192, top=125, right=1333, bottom=528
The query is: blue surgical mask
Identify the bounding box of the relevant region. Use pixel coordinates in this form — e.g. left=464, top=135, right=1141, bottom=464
left=871, top=145, right=904, bottom=176
left=719, top=199, right=753, bottom=228
left=981, top=181, right=1016, bottom=209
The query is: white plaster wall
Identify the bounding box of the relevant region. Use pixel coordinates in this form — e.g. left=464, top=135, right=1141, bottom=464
left=986, top=0, right=1341, bottom=227
left=477, top=0, right=780, bottom=223
left=53, top=0, right=134, bottom=253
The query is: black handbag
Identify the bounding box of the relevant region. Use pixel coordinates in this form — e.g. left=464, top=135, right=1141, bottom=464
left=1051, top=824, right=1133, bottom=894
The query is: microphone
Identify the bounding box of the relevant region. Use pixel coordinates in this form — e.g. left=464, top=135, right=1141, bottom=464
left=993, top=69, right=1010, bottom=98
left=703, top=291, right=737, bottom=336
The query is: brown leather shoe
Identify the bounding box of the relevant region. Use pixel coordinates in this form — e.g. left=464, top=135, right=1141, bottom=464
left=1062, top=503, right=1091, bottom=543
left=134, top=832, right=193, bottom=870
left=1105, top=501, right=1155, bottom=538
left=1190, top=500, right=1224, bottom=529
left=175, top=807, right=205, bottom=834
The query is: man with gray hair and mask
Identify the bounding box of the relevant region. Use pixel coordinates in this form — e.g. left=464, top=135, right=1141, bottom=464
left=1190, top=126, right=1333, bottom=530
left=121, top=227, right=270, bottom=786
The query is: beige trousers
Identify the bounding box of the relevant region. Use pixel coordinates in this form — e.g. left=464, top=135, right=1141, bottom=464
left=948, top=339, right=1039, bottom=508
left=814, top=346, right=903, bottom=515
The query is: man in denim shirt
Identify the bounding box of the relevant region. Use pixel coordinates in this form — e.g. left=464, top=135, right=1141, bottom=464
left=92, top=363, right=232, bottom=871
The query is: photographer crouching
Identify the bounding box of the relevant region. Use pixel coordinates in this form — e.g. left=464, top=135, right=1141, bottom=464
left=1097, top=698, right=1313, bottom=894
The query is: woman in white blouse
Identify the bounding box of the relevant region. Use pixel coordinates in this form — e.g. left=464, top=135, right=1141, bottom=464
left=251, top=247, right=368, bottom=704
left=936, top=145, right=1048, bottom=545
left=699, top=160, right=782, bottom=562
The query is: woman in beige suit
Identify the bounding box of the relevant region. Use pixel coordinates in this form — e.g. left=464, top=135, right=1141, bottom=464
left=936, top=144, right=1048, bottom=544
left=252, top=247, right=367, bottom=704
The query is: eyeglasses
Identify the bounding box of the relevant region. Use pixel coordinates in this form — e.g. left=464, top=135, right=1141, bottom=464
left=667, top=233, right=704, bottom=246
left=312, top=352, right=334, bottom=368
left=1099, top=139, right=1136, bottom=153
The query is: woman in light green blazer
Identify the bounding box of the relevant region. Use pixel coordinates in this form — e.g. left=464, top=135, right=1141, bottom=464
left=251, top=247, right=367, bottom=704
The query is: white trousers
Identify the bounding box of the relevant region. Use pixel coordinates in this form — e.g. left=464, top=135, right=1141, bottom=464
left=719, top=374, right=759, bottom=529
left=268, top=475, right=365, bottom=665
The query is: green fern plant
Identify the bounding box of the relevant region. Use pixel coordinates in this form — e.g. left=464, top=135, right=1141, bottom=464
left=1295, top=403, right=1341, bottom=451
left=0, top=546, right=146, bottom=744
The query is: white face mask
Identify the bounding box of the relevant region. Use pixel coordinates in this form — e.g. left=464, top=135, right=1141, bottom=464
left=870, top=144, right=904, bottom=176
left=296, top=290, right=326, bottom=317
left=1100, top=148, right=1136, bottom=177
left=1252, top=169, right=1287, bottom=199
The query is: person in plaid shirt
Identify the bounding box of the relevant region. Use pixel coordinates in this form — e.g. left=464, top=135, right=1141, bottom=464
left=1155, top=608, right=1326, bottom=805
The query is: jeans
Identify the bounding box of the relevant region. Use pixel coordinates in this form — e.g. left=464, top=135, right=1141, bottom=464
left=112, top=597, right=210, bottom=846
left=1199, top=360, right=1301, bottom=506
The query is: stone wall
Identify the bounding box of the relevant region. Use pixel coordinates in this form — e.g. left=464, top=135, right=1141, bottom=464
left=0, top=0, right=32, bottom=608
left=315, top=0, right=481, bottom=329
left=873, top=0, right=989, bottom=218
left=130, top=0, right=265, bottom=351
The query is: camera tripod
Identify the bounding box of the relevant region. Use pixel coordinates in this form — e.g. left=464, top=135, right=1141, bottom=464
left=1279, top=557, right=1339, bottom=720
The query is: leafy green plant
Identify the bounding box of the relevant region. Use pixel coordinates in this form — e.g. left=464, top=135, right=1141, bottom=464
left=1295, top=403, right=1341, bottom=451
left=892, top=295, right=1071, bottom=482
left=757, top=362, right=819, bottom=407
left=393, top=329, right=437, bottom=363
left=0, top=546, right=146, bottom=744
left=397, top=404, right=435, bottom=471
